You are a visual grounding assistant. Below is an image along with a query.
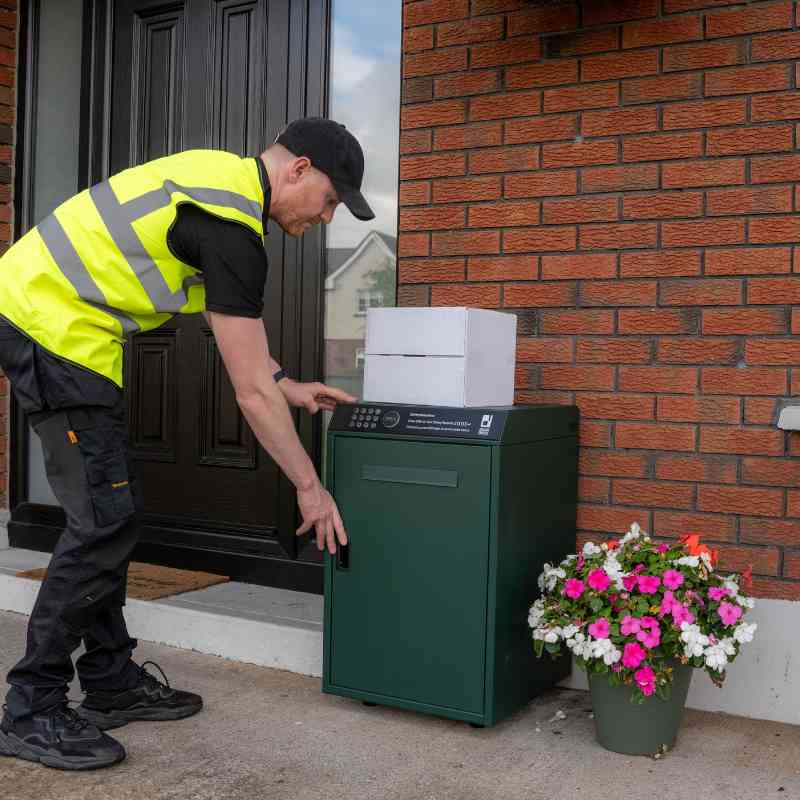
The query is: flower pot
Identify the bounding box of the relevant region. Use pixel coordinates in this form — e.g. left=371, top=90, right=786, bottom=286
left=588, top=663, right=693, bottom=756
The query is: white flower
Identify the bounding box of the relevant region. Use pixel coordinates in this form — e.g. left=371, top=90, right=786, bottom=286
left=582, top=541, right=602, bottom=557
left=733, top=622, right=757, bottom=644
left=723, top=578, right=740, bottom=597
left=538, top=563, right=567, bottom=593
left=700, top=551, right=714, bottom=571
left=680, top=622, right=710, bottom=658
left=704, top=638, right=736, bottom=672
left=603, top=556, right=626, bottom=591
left=592, top=637, right=621, bottom=665
left=561, top=624, right=579, bottom=640
left=561, top=554, right=577, bottom=567
left=736, top=595, right=755, bottom=609
left=567, top=632, right=594, bottom=660
left=528, top=599, right=546, bottom=629
left=620, top=522, right=642, bottom=545
left=674, top=555, right=700, bottom=568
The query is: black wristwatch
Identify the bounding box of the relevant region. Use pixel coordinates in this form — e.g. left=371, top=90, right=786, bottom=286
left=272, top=368, right=288, bottom=383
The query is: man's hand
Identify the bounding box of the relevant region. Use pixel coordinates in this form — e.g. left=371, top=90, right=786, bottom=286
left=280, top=379, right=356, bottom=414
left=296, top=482, right=348, bottom=553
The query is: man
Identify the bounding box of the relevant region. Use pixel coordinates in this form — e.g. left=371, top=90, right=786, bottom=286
left=0, top=118, right=373, bottom=770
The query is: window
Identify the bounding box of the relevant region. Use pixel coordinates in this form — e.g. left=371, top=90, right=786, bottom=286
left=356, top=289, right=384, bottom=315
left=355, top=347, right=365, bottom=370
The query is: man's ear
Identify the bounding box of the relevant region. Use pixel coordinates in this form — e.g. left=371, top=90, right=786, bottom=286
left=288, top=156, right=312, bottom=184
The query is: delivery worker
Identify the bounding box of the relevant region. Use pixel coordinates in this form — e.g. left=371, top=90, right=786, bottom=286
left=0, top=117, right=373, bottom=770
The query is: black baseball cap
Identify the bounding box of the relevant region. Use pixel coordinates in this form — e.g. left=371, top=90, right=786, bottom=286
left=275, top=117, right=375, bottom=221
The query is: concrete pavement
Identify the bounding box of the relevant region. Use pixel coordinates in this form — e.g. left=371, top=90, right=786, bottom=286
left=0, top=609, right=798, bottom=800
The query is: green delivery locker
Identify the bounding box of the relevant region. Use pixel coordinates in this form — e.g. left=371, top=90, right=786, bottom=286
left=323, top=403, right=578, bottom=727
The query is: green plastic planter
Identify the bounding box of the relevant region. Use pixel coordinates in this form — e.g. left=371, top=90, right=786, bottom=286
left=588, top=663, right=694, bottom=756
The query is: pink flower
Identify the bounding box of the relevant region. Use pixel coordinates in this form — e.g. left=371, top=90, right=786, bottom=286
left=634, top=564, right=646, bottom=574
left=588, top=617, right=611, bottom=639
left=611, top=663, right=623, bottom=673
left=709, top=586, right=731, bottom=602
left=564, top=578, right=585, bottom=599
left=659, top=590, right=676, bottom=618
left=718, top=601, right=743, bottom=626
left=637, top=627, right=661, bottom=649
left=576, top=555, right=585, bottom=572
left=662, top=569, right=684, bottom=590
left=622, top=574, right=638, bottom=591
left=671, top=603, right=695, bottom=627
left=657, top=543, right=669, bottom=554
left=620, top=615, right=641, bottom=636
left=587, top=569, right=611, bottom=592
left=622, top=642, right=646, bottom=670
left=639, top=616, right=658, bottom=630
left=635, top=665, right=656, bottom=696
left=637, top=575, right=662, bottom=595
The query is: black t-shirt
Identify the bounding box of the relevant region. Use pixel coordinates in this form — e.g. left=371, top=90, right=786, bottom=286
left=168, top=158, right=271, bottom=318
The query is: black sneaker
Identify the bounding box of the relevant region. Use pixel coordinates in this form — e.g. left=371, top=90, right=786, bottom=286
left=0, top=703, right=126, bottom=770
left=78, top=660, right=203, bottom=730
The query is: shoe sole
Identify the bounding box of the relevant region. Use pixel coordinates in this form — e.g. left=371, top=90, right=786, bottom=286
left=0, top=728, right=125, bottom=771
left=78, top=701, right=203, bottom=731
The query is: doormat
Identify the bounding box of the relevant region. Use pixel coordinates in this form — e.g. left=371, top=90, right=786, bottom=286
left=15, top=562, right=230, bottom=601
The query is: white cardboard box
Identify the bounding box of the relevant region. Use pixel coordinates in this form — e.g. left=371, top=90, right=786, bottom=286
left=363, top=307, right=517, bottom=407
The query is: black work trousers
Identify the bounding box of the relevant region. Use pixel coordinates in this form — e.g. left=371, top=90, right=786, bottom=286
left=0, top=321, right=144, bottom=719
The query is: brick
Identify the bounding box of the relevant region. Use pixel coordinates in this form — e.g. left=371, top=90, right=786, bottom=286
left=576, top=339, right=652, bottom=364
left=431, top=230, right=499, bottom=255
left=579, top=477, right=610, bottom=503
left=399, top=258, right=465, bottom=284
left=399, top=205, right=466, bottom=231
left=579, top=449, right=649, bottom=477
left=616, top=422, right=696, bottom=451
left=584, top=422, right=614, bottom=448
left=793, top=311, right=800, bottom=335
left=507, top=5, right=579, bottom=36
left=744, top=398, right=778, bottom=425
left=660, top=279, right=742, bottom=306
left=582, top=165, right=659, bottom=194
left=516, top=336, right=573, bottom=363
left=505, top=227, right=577, bottom=253
left=515, top=365, right=538, bottom=391
left=717, top=545, right=780, bottom=577
left=583, top=0, right=659, bottom=26
left=404, top=48, right=468, bottom=78
left=540, top=252, right=616, bottom=279
left=504, top=281, right=576, bottom=307
left=579, top=281, right=657, bottom=307
left=404, top=26, right=434, bottom=53
left=698, top=484, right=783, bottom=517
left=579, top=223, right=657, bottom=250
left=623, top=191, right=703, bottom=220
left=662, top=158, right=745, bottom=189
left=750, top=579, right=800, bottom=601
left=430, top=283, right=501, bottom=307
left=468, top=255, right=537, bottom=281
left=516, top=390, right=574, bottom=405
left=752, top=92, right=800, bottom=122
left=472, top=0, right=522, bottom=13
left=623, top=15, right=702, bottom=48
left=658, top=338, right=739, bottom=365
left=400, top=130, right=432, bottom=154
left=543, top=83, right=619, bottom=113
left=469, top=90, right=541, bottom=121
left=435, top=70, right=501, bottom=98
left=751, top=154, right=800, bottom=184
left=784, top=554, right=800, bottom=580
left=705, top=247, right=791, bottom=276
left=543, top=196, right=618, bottom=224
left=655, top=454, right=738, bottom=484
left=708, top=186, right=793, bottom=216
left=662, top=219, right=745, bottom=248
left=400, top=181, right=431, bottom=206
left=700, top=426, right=784, bottom=456
left=701, top=367, right=787, bottom=395
left=581, top=49, right=659, bottom=82
left=704, top=308, right=788, bottom=335
left=581, top=106, right=659, bottom=137
left=622, top=74, right=702, bottom=105
left=545, top=29, right=619, bottom=58
left=653, top=510, right=736, bottom=543
left=740, top=517, right=800, bottom=546
left=400, top=153, right=466, bottom=180
left=542, top=140, right=617, bottom=169
left=469, top=146, right=539, bottom=174
left=623, top=132, right=703, bottom=163
left=539, top=309, right=614, bottom=334
left=751, top=31, right=800, bottom=61
left=434, top=122, right=502, bottom=150
left=471, top=37, right=541, bottom=68
left=708, top=125, right=794, bottom=157
left=705, top=65, right=790, bottom=96
left=663, top=98, right=747, bottom=130
left=613, top=479, right=694, bottom=509
left=743, top=458, right=800, bottom=487
left=402, top=100, right=466, bottom=129
left=468, top=201, right=539, bottom=228
left=749, top=216, right=800, bottom=244
left=506, top=60, right=578, bottom=90
left=578, top=504, right=653, bottom=535
left=746, top=338, right=800, bottom=365
left=618, top=309, right=698, bottom=335
left=706, top=1, right=793, bottom=39
left=404, top=0, right=469, bottom=27
left=398, top=233, right=430, bottom=257
left=504, top=115, right=577, bottom=144
left=790, top=491, right=800, bottom=517
left=403, top=77, right=434, bottom=103
left=437, top=16, right=504, bottom=47
left=576, top=393, right=655, bottom=420
left=433, top=176, right=501, bottom=203
left=0, top=67, right=13, bottom=88
left=620, top=250, right=701, bottom=278
left=618, top=366, right=698, bottom=393
left=663, top=39, right=747, bottom=72
left=540, top=365, right=614, bottom=391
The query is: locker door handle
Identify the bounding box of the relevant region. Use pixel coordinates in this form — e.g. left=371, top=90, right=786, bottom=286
left=361, top=464, right=460, bottom=488
left=336, top=543, right=349, bottom=570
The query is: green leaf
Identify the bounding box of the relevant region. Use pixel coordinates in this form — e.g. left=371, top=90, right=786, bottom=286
left=534, top=639, right=544, bottom=658
left=544, top=641, right=561, bottom=655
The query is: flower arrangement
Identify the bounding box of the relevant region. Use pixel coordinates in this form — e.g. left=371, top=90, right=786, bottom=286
left=529, top=523, right=757, bottom=702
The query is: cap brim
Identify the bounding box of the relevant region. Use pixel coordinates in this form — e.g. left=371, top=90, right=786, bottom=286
left=334, top=183, right=375, bottom=221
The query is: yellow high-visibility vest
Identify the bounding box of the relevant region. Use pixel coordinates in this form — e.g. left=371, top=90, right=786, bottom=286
left=0, top=149, right=266, bottom=386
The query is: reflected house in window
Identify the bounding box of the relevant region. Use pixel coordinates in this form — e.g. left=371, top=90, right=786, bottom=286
left=324, top=230, right=396, bottom=395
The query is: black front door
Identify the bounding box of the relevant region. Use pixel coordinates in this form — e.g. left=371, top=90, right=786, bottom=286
left=109, top=0, right=330, bottom=591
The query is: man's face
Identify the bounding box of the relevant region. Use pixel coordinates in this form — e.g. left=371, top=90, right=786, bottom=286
left=277, top=157, right=340, bottom=237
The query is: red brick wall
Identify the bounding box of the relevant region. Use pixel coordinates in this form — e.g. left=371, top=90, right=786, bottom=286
left=398, top=0, right=800, bottom=600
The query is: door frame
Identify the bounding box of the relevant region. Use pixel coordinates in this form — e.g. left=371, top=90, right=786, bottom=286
left=7, top=0, right=333, bottom=594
